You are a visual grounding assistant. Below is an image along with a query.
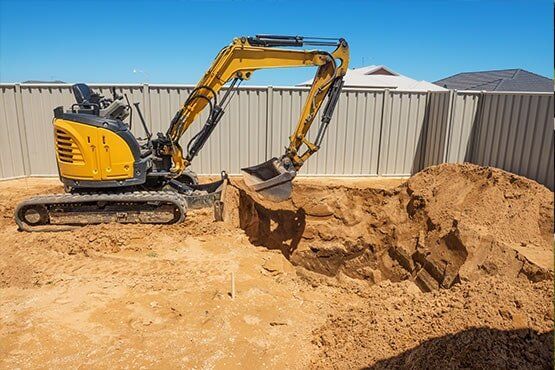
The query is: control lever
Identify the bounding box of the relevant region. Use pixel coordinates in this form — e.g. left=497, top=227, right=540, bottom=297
left=124, top=94, right=133, bottom=130
left=133, top=102, right=152, bottom=139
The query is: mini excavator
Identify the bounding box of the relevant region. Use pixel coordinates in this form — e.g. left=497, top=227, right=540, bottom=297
left=15, top=35, right=349, bottom=231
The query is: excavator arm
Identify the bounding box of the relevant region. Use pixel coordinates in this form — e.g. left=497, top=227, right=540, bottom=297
left=166, top=35, right=349, bottom=201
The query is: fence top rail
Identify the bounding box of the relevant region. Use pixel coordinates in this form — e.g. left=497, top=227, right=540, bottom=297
left=455, top=89, right=553, bottom=96
left=0, top=82, right=392, bottom=92
left=1, top=83, right=551, bottom=96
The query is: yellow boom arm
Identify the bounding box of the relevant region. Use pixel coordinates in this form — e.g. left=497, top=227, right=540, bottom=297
left=166, top=35, right=350, bottom=174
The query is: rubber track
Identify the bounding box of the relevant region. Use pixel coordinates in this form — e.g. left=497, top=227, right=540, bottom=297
left=15, top=191, right=188, bottom=232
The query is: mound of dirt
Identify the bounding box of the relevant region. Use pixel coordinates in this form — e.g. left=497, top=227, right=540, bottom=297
left=311, top=277, right=553, bottom=369
left=0, top=167, right=552, bottom=369
left=233, top=163, right=553, bottom=291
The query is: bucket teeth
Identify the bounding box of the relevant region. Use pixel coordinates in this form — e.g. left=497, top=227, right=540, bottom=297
left=241, top=157, right=297, bottom=202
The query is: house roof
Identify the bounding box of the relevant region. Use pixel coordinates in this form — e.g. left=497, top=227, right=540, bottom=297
left=298, top=65, right=446, bottom=91
left=22, top=80, right=66, bottom=84
left=434, top=69, right=553, bottom=92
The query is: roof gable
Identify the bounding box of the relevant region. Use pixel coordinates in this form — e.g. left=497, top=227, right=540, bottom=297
left=367, top=67, right=395, bottom=76
left=351, top=65, right=399, bottom=76
left=297, top=65, right=445, bottom=91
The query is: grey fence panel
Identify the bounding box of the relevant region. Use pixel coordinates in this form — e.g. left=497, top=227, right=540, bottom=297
left=445, top=91, right=482, bottom=163
left=330, top=90, right=383, bottom=176
left=0, top=85, right=26, bottom=178
left=470, top=93, right=554, bottom=190
left=340, top=90, right=383, bottom=175
left=0, top=84, right=553, bottom=190
left=19, top=85, right=75, bottom=175
left=146, top=85, right=192, bottom=135
left=211, top=87, right=268, bottom=174
left=266, top=87, right=383, bottom=175
left=267, top=87, right=306, bottom=170
left=544, top=134, right=555, bottom=191
left=419, top=91, right=451, bottom=170
left=378, top=91, right=428, bottom=176
left=267, top=86, right=336, bottom=175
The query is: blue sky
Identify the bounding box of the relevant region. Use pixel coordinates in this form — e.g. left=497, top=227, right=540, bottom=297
left=0, top=0, right=552, bottom=85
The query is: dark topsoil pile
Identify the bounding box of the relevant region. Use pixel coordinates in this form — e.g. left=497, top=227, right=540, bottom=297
left=232, top=163, right=553, bottom=291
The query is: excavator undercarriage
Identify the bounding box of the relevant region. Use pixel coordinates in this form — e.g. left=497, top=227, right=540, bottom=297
left=15, top=34, right=349, bottom=231
left=16, top=178, right=226, bottom=232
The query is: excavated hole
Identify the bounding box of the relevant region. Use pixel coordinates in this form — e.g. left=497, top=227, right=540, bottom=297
left=231, top=164, right=554, bottom=292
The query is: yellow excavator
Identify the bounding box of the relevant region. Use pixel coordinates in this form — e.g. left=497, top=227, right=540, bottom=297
left=15, top=35, right=349, bottom=231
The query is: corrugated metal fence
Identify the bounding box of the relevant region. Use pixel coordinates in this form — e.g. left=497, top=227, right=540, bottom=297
left=0, top=84, right=552, bottom=190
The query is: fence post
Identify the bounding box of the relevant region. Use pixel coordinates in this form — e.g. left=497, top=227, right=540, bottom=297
left=14, top=83, right=31, bottom=176
left=376, top=89, right=390, bottom=176
left=418, top=90, right=432, bottom=171
left=466, top=90, right=486, bottom=163
left=265, top=85, right=273, bottom=160
left=443, top=89, right=456, bottom=163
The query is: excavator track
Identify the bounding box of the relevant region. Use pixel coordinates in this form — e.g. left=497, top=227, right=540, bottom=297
left=15, top=191, right=188, bottom=232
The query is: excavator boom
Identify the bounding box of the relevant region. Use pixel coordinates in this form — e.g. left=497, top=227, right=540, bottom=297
left=167, top=35, right=350, bottom=200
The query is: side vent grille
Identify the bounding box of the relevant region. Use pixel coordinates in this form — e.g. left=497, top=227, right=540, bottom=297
left=55, top=129, right=84, bottom=164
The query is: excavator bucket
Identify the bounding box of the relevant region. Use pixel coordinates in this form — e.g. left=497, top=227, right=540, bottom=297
left=241, top=158, right=297, bottom=202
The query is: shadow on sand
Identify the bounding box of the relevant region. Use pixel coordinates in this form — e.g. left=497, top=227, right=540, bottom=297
left=366, top=327, right=553, bottom=370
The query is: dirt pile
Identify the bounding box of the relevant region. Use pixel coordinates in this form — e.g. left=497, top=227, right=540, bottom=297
left=0, top=166, right=553, bottom=369
left=311, top=277, right=553, bottom=369
left=234, top=163, right=553, bottom=291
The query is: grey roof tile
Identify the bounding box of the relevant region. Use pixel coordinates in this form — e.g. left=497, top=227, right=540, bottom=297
left=434, top=69, right=552, bottom=92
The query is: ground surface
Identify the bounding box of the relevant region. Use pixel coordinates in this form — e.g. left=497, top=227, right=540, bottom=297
left=0, top=165, right=553, bottom=369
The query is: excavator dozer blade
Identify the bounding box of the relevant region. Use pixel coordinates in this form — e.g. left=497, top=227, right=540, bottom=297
left=241, top=157, right=297, bottom=202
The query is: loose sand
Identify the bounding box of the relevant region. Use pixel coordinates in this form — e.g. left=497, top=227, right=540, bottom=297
left=0, top=163, right=553, bottom=368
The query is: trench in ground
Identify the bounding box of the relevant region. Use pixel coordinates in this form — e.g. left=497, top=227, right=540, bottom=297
left=231, top=179, right=551, bottom=292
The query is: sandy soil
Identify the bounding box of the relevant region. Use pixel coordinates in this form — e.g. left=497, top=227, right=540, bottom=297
left=0, top=164, right=553, bottom=369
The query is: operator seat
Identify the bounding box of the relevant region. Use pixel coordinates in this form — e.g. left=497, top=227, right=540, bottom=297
left=71, top=83, right=105, bottom=116
left=71, top=83, right=130, bottom=122
left=72, top=83, right=101, bottom=106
